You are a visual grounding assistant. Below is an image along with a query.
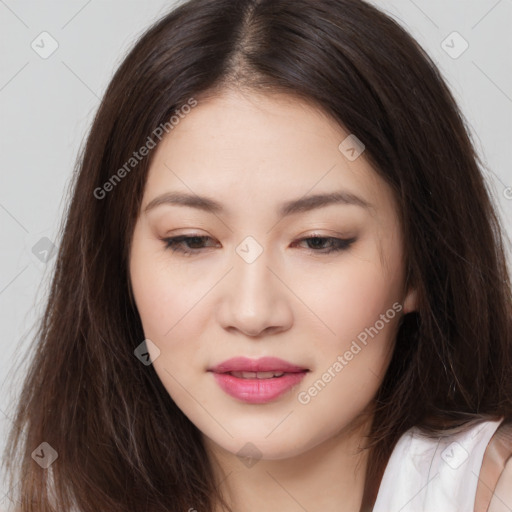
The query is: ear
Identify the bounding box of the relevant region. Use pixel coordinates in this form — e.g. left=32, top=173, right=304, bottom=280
left=402, top=286, right=418, bottom=314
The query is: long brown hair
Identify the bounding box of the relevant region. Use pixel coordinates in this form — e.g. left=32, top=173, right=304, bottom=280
left=3, top=0, right=512, bottom=510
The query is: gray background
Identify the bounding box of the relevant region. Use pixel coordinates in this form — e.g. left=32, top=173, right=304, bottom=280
left=1, top=0, right=511, bottom=507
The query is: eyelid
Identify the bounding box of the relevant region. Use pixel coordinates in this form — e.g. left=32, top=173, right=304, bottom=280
left=160, top=232, right=357, bottom=256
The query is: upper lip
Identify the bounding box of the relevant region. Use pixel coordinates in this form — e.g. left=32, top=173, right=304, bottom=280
left=208, top=357, right=308, bottom=374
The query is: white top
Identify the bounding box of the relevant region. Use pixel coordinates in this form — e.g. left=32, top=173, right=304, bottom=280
left=373, top=418, right=504, bottom=512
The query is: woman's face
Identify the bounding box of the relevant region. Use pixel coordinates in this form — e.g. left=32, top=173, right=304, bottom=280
left=129, top=88, right=416, bottom=460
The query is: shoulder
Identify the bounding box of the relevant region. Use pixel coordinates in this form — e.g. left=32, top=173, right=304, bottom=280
left=373, top=417, right=507, bottom=512
left=477, top=419, right=512, bottom=512
left=489, top=459, right=512, bottom=511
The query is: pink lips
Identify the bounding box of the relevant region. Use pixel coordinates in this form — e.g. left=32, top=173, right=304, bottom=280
left=208, top=357, right=309, bottom=404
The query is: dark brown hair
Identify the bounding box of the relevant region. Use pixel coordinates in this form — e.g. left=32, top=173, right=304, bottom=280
left=3, top=0, right=512, bottom=510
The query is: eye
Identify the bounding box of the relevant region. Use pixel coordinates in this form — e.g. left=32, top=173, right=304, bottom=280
left=162, top=235, right=218, bottom=256
left=292, top=236, right=356, bottom=254
left=161, top=234, right=356, bottom=256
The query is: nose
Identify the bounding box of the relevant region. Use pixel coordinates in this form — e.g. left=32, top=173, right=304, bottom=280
left=216, top=246, right=293, bottom=338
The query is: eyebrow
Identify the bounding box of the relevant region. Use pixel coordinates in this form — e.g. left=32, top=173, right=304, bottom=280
left=144, top=190, right=372, bottom=217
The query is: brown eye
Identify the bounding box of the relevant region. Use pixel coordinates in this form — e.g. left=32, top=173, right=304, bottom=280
left=292, top=236, right=356, bottom=254
left=161, top=235, right=356, bottom=256
left=162, top=235, right=218, bottom=255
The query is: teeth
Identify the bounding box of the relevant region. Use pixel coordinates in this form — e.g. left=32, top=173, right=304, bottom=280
left=230, top=371, right=286, bottom=379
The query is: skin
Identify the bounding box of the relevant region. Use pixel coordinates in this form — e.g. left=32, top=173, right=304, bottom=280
left=129, top=87, right=417, bottom=512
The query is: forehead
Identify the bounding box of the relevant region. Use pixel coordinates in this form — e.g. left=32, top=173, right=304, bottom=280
left=143, top=89, right=396, bottom=219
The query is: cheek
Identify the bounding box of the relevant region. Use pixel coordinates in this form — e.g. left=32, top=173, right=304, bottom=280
left=130, top=261, right=170, bottom=339
left=294, top=242, right=403, bottom=403
left=302, top=248, right=403, bottom=344
left=129, top=238, right=216, bottom=401
left=130, top=247, right=207, bottom=401
left=296, top=301, right=398, bottom=427
left=129, top=238, right=206, bottom=340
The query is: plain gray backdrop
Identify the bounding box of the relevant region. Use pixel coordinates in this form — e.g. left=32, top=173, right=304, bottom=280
left=1, top=0, right=511, bottom=507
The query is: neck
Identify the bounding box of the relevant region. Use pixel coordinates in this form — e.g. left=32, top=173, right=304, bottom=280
left=205, top=412, right=374, bottom=512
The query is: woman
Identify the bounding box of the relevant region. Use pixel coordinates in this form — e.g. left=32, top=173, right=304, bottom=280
left=3, top=0, right=511, bottom=510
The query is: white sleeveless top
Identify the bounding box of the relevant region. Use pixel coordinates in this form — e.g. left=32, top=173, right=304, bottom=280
left=373, top=418, right=504, bottom=511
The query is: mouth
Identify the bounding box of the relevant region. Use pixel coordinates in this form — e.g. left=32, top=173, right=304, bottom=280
left=225, top=371, right=288, bottom=379
left=208, top=356, right=309, bottom=374
left=208, top=357, right=309, bottom=404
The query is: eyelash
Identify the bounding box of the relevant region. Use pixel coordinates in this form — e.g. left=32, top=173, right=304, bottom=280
left=161, top=235, right=356, bottom=256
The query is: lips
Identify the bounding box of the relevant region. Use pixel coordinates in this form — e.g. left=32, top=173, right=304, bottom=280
left=208, top=356, right=307, bottom=374
left=229, top=371, right=286, bottom=379
left=208, top=357, right=309, bottom=404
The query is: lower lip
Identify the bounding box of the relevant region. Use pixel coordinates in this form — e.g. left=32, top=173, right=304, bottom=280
left=211, top=371, right=307, bottom=404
